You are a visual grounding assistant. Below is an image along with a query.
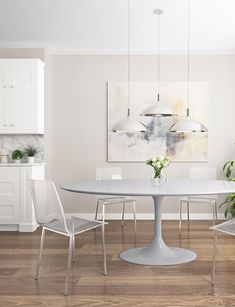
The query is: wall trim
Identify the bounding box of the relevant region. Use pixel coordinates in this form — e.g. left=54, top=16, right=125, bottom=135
left=0, top=214, right=226, bottom=232
left=71, top=213, right=226, bottom=221
left=0, top=225, right=19, bottom=231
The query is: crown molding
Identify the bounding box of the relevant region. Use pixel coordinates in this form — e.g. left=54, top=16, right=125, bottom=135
left=0, top=42, right=53, bottom=54
left=49, top=49, right=235, bottom=56
left=0, top=43, right=235, bottom=56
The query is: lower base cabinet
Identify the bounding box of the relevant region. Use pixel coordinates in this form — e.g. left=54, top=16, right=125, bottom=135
left=0, top=165, right=44, bottom=232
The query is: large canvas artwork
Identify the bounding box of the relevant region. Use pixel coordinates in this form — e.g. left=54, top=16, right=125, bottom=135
left=107, top=82, right=208, bottom=162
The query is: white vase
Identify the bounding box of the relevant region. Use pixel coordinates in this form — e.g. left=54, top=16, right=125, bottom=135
left=28, top=157, right=34, bottom=164
left=14, top=159, right=21, bottom=164
left=151, top=169, right=167, bottom=186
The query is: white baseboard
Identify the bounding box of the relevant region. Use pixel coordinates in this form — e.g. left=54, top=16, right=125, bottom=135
left=0, top=214, right=225, bottom=232
left=71, top=213, right=226, bottom=220
left=0, top=225, right=19, bottom=231
left=19, top=222, right=39, bottom=232
left=0, top=222, right=39, bottom=232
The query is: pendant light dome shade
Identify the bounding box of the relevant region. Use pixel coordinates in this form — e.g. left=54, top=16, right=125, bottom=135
left=141, top=98, right=176, bottom=117
left=112, top=116, right=147, bottom=133
left=169, top=115, right=208, bottom=133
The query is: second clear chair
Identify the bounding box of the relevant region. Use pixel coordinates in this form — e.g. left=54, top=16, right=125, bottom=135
left=179, top=166, right=218, bottom=234
left=95, top=167, right=137, bottom=233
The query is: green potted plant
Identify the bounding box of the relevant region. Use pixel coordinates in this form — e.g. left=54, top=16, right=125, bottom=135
left=220, top=161, right=235, bottom=217
left=24, top=145, right=38, bottom=164
left=12, top=149, right=23, bottom=164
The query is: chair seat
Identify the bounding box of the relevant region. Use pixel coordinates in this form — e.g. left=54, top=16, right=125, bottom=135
left=181, top=195, right=217, bottom=203
left=210, top=219, right=235, bottom=236
left=97, top=196, right=136, bottom=205
left=44, top=217, right=103, bottom=235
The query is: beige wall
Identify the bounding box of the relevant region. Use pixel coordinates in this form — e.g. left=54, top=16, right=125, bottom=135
left=0, top=49, right=234, bottom=217
left=51, top=54, right=235, bottom=217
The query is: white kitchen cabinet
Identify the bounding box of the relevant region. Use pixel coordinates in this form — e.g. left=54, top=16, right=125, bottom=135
left=0, top=164, right=45, bottom=232
left=0, top=59, right=44, bottom=134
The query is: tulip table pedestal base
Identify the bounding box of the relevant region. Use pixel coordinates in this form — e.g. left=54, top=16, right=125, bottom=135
left=120, top=195, right=197, bottom=265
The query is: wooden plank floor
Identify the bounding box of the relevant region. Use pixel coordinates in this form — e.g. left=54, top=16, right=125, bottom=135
left=0, top=220, right=235, bottom=307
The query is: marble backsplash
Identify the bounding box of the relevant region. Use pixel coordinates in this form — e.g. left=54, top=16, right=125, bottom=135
left=0, top=135, right=44, bottom=163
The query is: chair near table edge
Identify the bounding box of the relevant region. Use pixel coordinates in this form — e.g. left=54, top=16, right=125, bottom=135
left=95, top=167, right=137, bottom=233
left=28, top=179, right=107, bottom=296
left=179, top=167, right=218, bottom=234
left=210, top=219, right=235, bottom=285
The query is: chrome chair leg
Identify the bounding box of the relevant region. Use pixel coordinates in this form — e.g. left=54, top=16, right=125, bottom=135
left=35, top=227, right=46, bottom=280
left=95, top=201, right=99, bottom=220
left=187, top=201, right=190, bottom=223
left=101, top=215, right=107, bottom=276
left=65, top=235, right=73, bottom=296
left=211, top=230, right=218, bottom=285
left=214, top=202, right=218, bottom=223
left=121, top=203, right=125, bottom=226
left=212, top=204, right=216, bottom=226
left=133, top=202, right=137, bottom=234
left=72, top=234, right=76, bottom=263
left=102, top=204, right=105, bottom=224
left=179, top=201, right=183, bottom=235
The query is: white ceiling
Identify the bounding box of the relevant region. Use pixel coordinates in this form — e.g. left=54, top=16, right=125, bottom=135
left=0, top=0, right=235, bottom=54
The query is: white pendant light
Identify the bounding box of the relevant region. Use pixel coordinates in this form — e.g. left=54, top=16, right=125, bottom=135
left=169, top=0, right=208, bottom=133
left=112, top=0, right=147, bottom=133
left=141, top=9, right=176, bottom=117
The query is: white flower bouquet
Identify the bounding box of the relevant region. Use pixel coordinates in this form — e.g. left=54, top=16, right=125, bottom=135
left=146, top=156, right=170, bottom=182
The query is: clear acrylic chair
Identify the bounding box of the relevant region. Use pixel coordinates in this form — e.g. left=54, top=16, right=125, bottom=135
left=179, top=167, right=218, bottom=233
left=210, top=219, right=235, bottom=284
left=28, top=179, right=107, bottom=296
left=95, top=167, right=137, bottom=233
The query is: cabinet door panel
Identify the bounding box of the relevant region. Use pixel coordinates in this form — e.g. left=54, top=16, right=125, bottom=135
left=0, top=59, right=44, bottom=134
left=12, top=70, right=32, bottom=87
left=0, top=71, right=5, bottom=86
left=8, top=89, right=36, bottom=132
left=0, top=167, right=20, bottom=224
left=0, top=93, right=6, bottom=128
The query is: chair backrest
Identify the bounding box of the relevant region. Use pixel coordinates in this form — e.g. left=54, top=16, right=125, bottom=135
left=96, top=167, right=122, bottom=180
left=189, top=167, right=216, bottom=180
left=28, top=180, right=68, bottom=230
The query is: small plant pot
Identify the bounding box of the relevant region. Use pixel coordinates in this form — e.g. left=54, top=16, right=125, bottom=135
left=28, top=157, right=34, bottom=164
left=14, top=159, right=21, bottom=164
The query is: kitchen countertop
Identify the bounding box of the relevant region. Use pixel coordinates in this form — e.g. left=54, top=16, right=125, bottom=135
left=0, top=162, right=45, bottom=167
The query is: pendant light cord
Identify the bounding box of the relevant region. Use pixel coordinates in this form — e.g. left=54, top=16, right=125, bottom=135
left=127, top=0, right=130, bottom=117
left=157, top=11, right=160, bottom=102
left=153, top=9, right=163, bottom=102
left=187, top=0, right=190, bottom=116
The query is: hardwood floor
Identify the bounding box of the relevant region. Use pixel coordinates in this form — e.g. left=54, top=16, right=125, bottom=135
left=0, top=220, right=235, bottom=306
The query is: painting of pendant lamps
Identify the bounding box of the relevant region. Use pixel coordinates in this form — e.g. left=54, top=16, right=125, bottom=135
left=112, top=0, right=147, bottom=133
left=169, top=0, right=208, bottom=133
left=140, top=9, right=176, bottom=117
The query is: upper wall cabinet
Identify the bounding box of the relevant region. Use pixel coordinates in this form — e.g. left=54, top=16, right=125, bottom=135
left=0, top=59, right=44, bottom=134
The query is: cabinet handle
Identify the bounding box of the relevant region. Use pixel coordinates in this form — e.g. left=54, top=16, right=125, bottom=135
left=3, top=124, right=7, bottom=127
left=3, top=85, right=7, bottom=88
left=10, top=85, right=14, bottom=88
left=10, top=124, right=14, bottom=127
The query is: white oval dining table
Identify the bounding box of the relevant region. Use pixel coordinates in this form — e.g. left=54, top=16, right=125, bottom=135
left=61, top=179, right=235, bottom=266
